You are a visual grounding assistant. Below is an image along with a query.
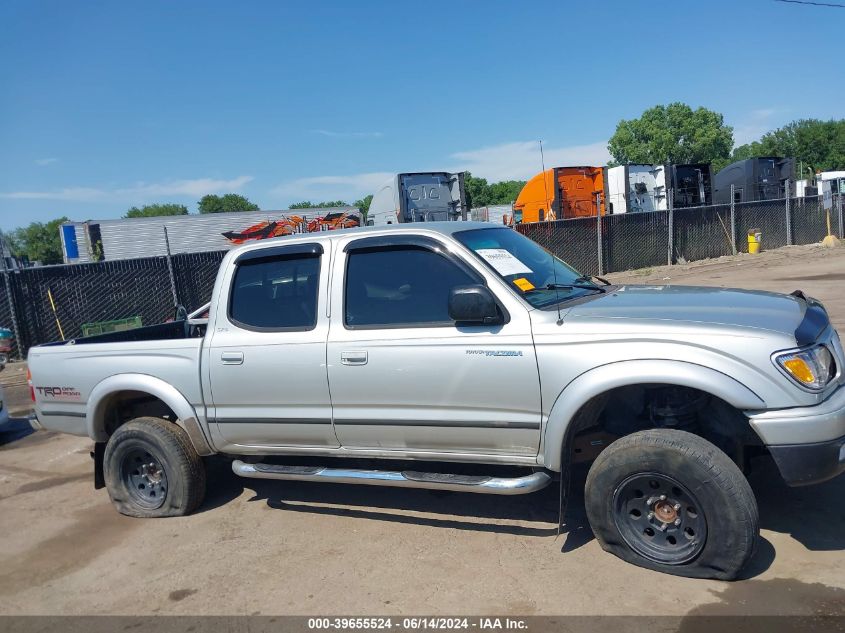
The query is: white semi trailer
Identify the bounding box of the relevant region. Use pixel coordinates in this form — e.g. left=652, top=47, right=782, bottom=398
left=367, top=172, right=469, bottom=225
left=605, top=164, right=668, bottom=214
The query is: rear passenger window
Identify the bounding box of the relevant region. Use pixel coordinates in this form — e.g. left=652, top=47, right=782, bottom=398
left=344, top=247, right=478, bottom=327
left=229, top=254, right=320, bottom=330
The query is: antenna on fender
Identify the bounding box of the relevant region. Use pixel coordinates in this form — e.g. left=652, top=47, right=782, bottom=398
left=539, top=140, right=563, bottom=325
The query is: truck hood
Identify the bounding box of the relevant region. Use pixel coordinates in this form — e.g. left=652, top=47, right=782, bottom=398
left=564, top=285, right=817, bottom=340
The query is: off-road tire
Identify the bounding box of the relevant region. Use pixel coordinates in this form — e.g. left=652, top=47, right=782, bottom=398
left=104, top=417, right=206, bottom=518
left=584, top=429, right=758, bottom=580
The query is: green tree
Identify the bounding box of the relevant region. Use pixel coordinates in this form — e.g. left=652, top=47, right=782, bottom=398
left=197, top=193, right=260, bottom=214
left=463, top=172, right=490, bottom=209
left=353, top=194, right=373, bottom=218
left=487, top=180, right=526, bottom=205
left=729, top=118, right=845, bottom=180
left=288, top=200, right=349, bottom=209
left=724, top=141, right=761, bottom=168
left=10, top=216, right=69, bottom=265
left=608, top=102, right=733, bottom=167
left=124, top=203, right=188, bottom=218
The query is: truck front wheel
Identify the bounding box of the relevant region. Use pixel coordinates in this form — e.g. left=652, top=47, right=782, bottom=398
left=104, top=417, right=206, bottom=518
left=584, top=429, right=758, bottom=580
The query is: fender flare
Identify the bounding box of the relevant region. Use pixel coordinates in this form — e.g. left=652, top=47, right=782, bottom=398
left=87, top=373, right=214, bottom=455
left=541, top=359, right=765, bottom=471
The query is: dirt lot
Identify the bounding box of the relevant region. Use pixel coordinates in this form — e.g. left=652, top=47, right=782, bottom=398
left=2, top=244, right=845, bottom=616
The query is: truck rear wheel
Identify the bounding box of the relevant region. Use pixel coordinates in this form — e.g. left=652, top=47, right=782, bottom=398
left=584, top=429, right=758, bottom=580
left=104, top=417, right=206, bottom=518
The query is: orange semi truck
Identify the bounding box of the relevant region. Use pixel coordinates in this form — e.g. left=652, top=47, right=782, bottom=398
left=514, top=167, right=607, bottom=223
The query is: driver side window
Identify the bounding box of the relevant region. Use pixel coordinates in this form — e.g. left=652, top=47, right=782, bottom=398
left=344, top=246, right=479, bottom=328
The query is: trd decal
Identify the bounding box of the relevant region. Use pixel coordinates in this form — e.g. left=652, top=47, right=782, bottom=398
left=35, top=386, right=81, bottom=400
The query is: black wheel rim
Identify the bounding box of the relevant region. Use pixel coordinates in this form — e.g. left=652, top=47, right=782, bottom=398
left=612, top=472, right=707, bottom=565
left=120, top=447, right=168, bottom=510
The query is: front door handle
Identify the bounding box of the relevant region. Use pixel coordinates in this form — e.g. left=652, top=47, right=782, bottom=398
left=341, top=351, right=368, bottom=366
left=221, top=351, right=244, bottom=365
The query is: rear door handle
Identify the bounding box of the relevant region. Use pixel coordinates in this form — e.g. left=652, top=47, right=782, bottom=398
left=221, top=351, right=244, bottom=365
left=341, top=351, right=368, bottom=366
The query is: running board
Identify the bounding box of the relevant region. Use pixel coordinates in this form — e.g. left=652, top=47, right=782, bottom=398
left=231, top=460, right=552, bottom=495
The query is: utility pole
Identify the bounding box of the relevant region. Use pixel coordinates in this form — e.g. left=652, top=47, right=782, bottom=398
left=596, top=192, right=604, bottom=276
left=729, top=184, right=737, bottom=255
left=785, top=179, right=792, bottom=246
left=163, top=226, right=179, bottom=308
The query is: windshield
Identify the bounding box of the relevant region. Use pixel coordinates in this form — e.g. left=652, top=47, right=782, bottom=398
left=454, top=228, right=601, bottom=308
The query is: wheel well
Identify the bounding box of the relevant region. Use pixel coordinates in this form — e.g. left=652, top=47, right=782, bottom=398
left=97, top=390, right=178, bottom=439
left=565, top=384, right=764, bottom=469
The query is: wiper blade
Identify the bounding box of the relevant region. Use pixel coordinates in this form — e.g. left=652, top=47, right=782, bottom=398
left=573, top=274, right=611, bottom=286
left=535, top=283, right=606, bottom=294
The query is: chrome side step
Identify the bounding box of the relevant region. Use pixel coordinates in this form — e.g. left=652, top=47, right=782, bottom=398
left=231, top=460, right=552, bottom=495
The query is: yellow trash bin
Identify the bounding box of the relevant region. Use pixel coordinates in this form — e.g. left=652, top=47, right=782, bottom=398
left=747, top=228, right=762, bottom=254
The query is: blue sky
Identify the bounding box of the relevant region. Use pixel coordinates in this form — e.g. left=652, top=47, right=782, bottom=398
left=1, top=0, right=843, bottom=230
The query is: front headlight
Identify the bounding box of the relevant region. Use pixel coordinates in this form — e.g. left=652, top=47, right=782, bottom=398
left=774, top=345, right=837, bottom=390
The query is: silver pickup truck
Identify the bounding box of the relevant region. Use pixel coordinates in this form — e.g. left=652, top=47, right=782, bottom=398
left=28, top=222, right=845, bottom=580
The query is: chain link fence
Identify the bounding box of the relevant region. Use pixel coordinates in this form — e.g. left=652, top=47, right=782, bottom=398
left=11, top=258, right=175, bottom=354
left=519, top=215, right=601, bottom=275
left=2, top=250, right=226, bottom=358
left=170, top=250, right=228, bottom=312
left=1, top=193, right=842, bottom=358
left=0, top=275, right=19, bottom=359
left=605, top=210, right=671, bottom=273
left=670, top=203, right=734, bottom=262
left=518, top=193, right=843, bottom=277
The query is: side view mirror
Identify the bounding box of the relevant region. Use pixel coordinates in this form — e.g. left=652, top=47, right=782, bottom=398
left=449, top=285, right=501, bottom=325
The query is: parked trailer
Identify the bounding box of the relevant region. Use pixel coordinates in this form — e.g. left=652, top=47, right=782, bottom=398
left=514, top=167, right=606, bottom=222
left=605, top=164, right=668, bottom=214
left=59, top=208, right=361, bottom=263
left=667, top=163, right=713, bottom=208
left=794, top=172, right=845, bottom=198
left=818, top=170, right=845, bottom=195
left=796, top=179, right=818, bottom=198
left=713, top=157, right=795, bottom=204
left=367, top=172, right=468, bottom=225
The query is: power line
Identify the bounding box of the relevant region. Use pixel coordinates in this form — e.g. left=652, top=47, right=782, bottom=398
left=774, top=0, right=845, bottom=7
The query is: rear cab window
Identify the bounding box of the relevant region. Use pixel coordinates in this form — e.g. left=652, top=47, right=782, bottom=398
left=228, top=246, right=321, bottom=331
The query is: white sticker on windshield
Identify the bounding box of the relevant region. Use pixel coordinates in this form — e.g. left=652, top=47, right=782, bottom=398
left=476, top=249, right=533, bottom=276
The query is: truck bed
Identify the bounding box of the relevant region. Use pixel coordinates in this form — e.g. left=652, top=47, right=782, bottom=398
left=29, top=318, right=206, bottom=439
left=39, top=320, right=195, bottom=348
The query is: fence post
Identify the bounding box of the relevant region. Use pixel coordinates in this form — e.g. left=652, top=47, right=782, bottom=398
left=0, top=233, right=22, bottom=360
left=729, top=184, right=737, bottom=255
left=785, top=179, right=792, bottom=246
left=596, top=193, right=604, bottom=276
left=163, top=226, right=179, bottom=308
left=667, top=188, right=674, bottom=265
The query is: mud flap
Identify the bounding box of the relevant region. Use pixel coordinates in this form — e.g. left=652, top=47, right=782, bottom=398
left=91, top=442, right=105, bottom=490
left=557, top=448, right=572, bottom=537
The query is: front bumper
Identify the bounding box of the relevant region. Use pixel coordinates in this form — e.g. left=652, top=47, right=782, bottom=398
left=767, top=436, right=845, bottom=486
left=747, top=384, right=845, bottom=486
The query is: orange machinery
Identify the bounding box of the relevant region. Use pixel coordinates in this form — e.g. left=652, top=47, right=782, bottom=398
left=514, top=167, right=607, bottom=223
